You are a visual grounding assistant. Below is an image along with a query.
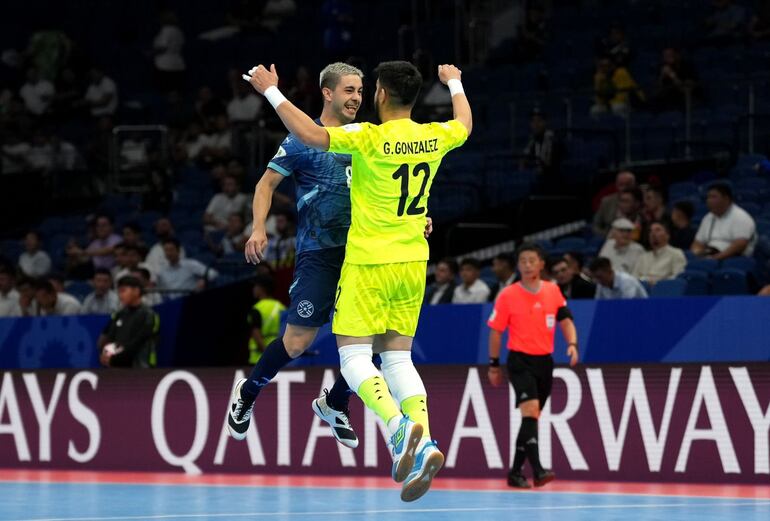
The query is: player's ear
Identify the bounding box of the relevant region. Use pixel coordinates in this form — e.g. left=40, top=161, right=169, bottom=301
left=321, top=87, right=333, bottom=103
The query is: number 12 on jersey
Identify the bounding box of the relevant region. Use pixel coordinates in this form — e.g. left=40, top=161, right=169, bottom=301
left=392, top=162, right=432, bottom=217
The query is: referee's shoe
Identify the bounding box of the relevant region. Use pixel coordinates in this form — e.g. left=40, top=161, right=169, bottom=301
left=311, top=390, right=359, bottom=449
left=227, top=378, right=254, bottom=440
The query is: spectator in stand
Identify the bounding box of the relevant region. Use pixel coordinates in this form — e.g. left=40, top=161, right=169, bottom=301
left=131, top=267, right=163, bottom=307
left=18, top=231, right=52, bottom=278
left=516, top=3, right=548, bottom=61
left=67, top=214, right=122, bottom=271
left=1, top=133, right=32, bottom=174
left=47, top=274, right=83, bottom=309
left=648, top=47, right=699, bottom=113
left=195, top=86, right=226, bottom=125
left=590, top=55, right=643, bottom=117
left=261, top=0, right=297, bottom=32
left=692, top=182, right=757, bottom=259
left=564, top=251, right=593, bottom=282
left=98, top=276, right=159, bottom=368
left=152, top=9, right=186, bottom=92
left=640, top=185, right=670, bottom=247
left=197, top=113, right=233, bottom=167
left=551, top=257, right=595, bottom=299
left=590, top=257, right=648, bottom=299
left=521, top=109, right=564, bottom=191
left=489, top=252, right=516, bottom=301
left=19, top=68, right=54, bottom=116
left=145, top=217, right=186, bottom=276
left=49, top=134, right=80, bottom=171
left=616, top=187, right=644, bottom=241
left=35, top=279, right=82, bottom=315
left=424, top=257, right=458, bottom=305
left=596, top=23, right=633, bottom=67
left=632, top=221, right=687, bottom=285
left=264, top=211, right=296, bottom=269
left=228, top=76, right=263, bottom=123
left=16, top=277, right=38, bottom=316
left=599, top=217, right=645, bottom=273
left=121, top=223, right=147, bottom=254
left=211, top=213, right=247, bottom=256
left=750, top=0, right=770, bottom=40
left=81, top=268, right=119, bottom=314
left=593, top=171, right=637, bottom=236
left=113, top=244, right=150, bottom=283
left=157, top=238, right=217, bottom=294
left=702, top=0, right=748, bottom=45
left=204, top=174, right=250, bottom=231
left=84, top=68, right=118, bottom=117
left=670, top=200, right=697, bottom=250
left=452, top=258, right=491, bottom=304
left=0, top=268, right=21, bottom=317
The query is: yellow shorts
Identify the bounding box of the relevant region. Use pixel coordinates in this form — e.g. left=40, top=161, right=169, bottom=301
left=332, top=261, right=427, bottom=337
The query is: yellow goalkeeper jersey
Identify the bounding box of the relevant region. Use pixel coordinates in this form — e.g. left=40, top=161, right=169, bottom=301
left=326, top=118, right=468, bottom=264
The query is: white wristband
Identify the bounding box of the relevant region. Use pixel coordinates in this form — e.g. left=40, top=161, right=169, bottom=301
left=447, top=79, right=465, bottom=97
left=264, top=86, right=287, bottom=109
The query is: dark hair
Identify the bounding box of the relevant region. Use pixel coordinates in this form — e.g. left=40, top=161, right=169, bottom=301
left=117, top=275, right=143, bottom=292
left=123, top=244, right=141, bottom=255
left=93, top=267, right=113, bottom=278
left=493, top=252, right=516, bottom=268
left=123, top=222, right=142, bottom=233
left=460, top=257, right=481, bottom=270
left=95, top=214, right=113, bottom=224
left=47, top=272, right=65, bottom=285
left=646, top=186, right=666, bottom=202
left=551, top=256, right=569, bottom=269
left=162, top=237, right=181, bottom=249
left=589, top=257, right=612, bottom=272
left=672, top=200, right=695, bottom=220
left=649, top=220, right=671, bottom=234
left=35, top=279, right=56, bottom=293
left=564, top=250, right=585, bottom=269
left=515, top=242, right=546, bottom=261
left=374, top=61, right=423, bottom=107
left=113, top=242, right=127, bottom=251
left=0, top=266, right=13, bottom=277
left=707, top=181, right=733, bottom=200
left=26, top=230, right=42, bottom=241
left=620, top=187, right=643, bottom=203
left=437, top=257, right=459, bottom=275
left=131, top=267, right=152, bottom=282
left=253, top=275, right=275, bottom=294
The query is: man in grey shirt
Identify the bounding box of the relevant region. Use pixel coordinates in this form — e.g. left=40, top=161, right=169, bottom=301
left=589, top=257, right=648, bottom=299
left=82, top=268, right=120, bottom=314
left=18, top=231, right=52, bottom=278
left=157, top=238, right=217, bottom=295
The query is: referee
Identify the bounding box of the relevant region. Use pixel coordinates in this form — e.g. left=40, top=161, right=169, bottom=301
left=487, top=243, right=578, bottom=488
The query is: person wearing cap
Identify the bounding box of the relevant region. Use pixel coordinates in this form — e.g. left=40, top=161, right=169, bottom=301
left=598, top=217, right=645, bottom=273
left=98, top=275, right=159, bottom=368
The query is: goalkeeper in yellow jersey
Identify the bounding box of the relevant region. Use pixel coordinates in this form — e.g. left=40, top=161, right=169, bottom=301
left=245, top=60, right=472, bottom=502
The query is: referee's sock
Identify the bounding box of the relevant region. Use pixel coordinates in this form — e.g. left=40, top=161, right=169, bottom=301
left=240, top=337, right=292, bottom=403
left=519, top=417, right=544, bottom=474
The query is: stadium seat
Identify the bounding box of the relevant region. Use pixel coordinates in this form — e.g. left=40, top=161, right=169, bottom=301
left=756, top=218, right=770, bottom=237
left=556, top=237, right=586, bottom=250
left=668, top=181, right=698, bottom=202
left=739, top=201, right=761, bottom=215
left=650, top=278, right=686, bottom=297
left=686, top=258, right=719, bottom=273
left=736, top=154, right=767, bottom=168
left=678, top=271, right=710, bottom=296
left=65, top=281, right=92, bottom=302
left=711, top=268, right=749, bottom=295
left=721, top=257, right=757, bottom=273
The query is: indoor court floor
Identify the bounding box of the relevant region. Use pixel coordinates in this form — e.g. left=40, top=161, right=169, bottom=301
left=0, top=471, right=768, bottom=521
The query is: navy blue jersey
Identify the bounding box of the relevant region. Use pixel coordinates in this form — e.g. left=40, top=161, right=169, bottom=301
left=267, top=121, right=351, bottom=254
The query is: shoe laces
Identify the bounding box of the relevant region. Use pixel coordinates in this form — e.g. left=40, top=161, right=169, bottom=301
left=322, top=388, right=352, bottom=423
left=235, top=397, right=254, bottom=422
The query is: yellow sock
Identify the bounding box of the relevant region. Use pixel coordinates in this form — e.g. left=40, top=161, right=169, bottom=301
left=357, top=375, right=401, bottom=424
left=401, top=395, right=430, bottom=439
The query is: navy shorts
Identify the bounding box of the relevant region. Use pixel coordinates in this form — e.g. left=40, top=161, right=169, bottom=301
left=286, top=246, right=346, bottom=328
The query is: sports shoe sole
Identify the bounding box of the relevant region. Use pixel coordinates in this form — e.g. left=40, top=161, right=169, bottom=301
left=392, top=422, right=424, bottom=483
left=311, top=398, right=359, bottom=449
left=227, top=379, right=249, bottom=441
left=534, top=472, right=555, bottom=487
left=400, top=450, right=445, bottom=502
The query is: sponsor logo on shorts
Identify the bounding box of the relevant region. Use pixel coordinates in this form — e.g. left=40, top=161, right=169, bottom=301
left=297, top=300, right=314, bottom=318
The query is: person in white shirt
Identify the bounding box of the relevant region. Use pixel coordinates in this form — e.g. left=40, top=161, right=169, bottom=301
left=153, top=10, right=185, bottom=91
left=204, top=174, right=249, bottom=231
left=145, top=217, right=186, bottom=276
left=19, top=68, right=55, bottom=116
left=590, top=257, right=648, bottom=299
left=84, top=68, right=118, bottom=116
left=2, top=135, right=32, bottom=174
left=18, top=231, right=52, bottom=278
left=157, top=239, right=217, bottom=295
left=35, top=279, right=82, bottom=315
left=227, top=80, right=263, bottom=123
left=452, top=258, right=491, bottom=304
left=598, top=217, right=645, bottom=273
left=81, top=268, right=120, bottom=315
left=632, top=221, right=687, bottom=285
left=131, top=268, right=163, bottom=307
left=0, top=269, right=22, bottom=317
left=692, top=182, right=757, bottom=259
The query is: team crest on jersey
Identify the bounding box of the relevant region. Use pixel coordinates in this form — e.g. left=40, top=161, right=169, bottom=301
left=297, top=300, right=314, bottom=318
left=342, top=123, right=362, bottom=132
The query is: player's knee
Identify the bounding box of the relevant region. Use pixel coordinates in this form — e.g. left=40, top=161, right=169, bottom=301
left=282, top=327, right=317, bottom=358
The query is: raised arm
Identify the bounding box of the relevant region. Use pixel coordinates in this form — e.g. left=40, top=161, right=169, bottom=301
left=245, top=64, right=330, bottom=150
left=438, top=64, right=472, bottom=136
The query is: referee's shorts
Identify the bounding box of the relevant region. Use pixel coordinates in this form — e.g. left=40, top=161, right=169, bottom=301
left=507, top=350, right=554, bottom=409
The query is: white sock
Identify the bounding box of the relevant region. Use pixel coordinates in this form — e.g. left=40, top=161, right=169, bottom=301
left=338, top=344, right=379, bottom=393
left=379, top=350, right=427, bottom=405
